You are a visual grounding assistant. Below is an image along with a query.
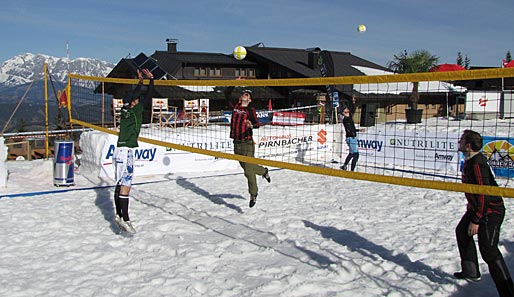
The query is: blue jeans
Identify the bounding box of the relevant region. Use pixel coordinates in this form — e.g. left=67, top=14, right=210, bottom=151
left=343, top=137, right=359, bottom=171
left=346, top=137, right=358, bottom=154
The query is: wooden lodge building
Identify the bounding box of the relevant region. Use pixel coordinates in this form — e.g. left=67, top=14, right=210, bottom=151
left=102, top=39, right=469, bottom=126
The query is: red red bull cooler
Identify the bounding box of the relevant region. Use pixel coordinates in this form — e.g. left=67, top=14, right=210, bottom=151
left=54, top=140, right=74, bottom=186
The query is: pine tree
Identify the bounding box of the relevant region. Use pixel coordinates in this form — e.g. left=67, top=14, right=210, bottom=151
left=457, top=52, right=464, bottom=66
left=16, top=118, right=27, bottom=133
left=506, top=51, right=512, bottom=63
left=464, top=55, right=471, bottom=69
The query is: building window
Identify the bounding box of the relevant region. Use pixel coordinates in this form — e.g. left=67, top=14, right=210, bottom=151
left=209, top=67, right=222, bottom=77
left=235, top=68, right=256, bottom=78
left=194, top=67, right=207, bottom=77
left=195, top=67, right=222, bottom=77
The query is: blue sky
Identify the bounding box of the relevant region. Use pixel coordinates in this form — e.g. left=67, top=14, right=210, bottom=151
left=1, top=0, right=513, bottom=67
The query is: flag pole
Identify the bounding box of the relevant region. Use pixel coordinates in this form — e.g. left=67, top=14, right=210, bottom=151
left=44, top=63, right=49, bottom=159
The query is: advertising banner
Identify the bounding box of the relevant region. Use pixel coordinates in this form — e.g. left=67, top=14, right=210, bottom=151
left=387, top=131, right=459, bottom=171
left=92, top=134, right=237, bottom=180
left=482, top=136, right=514, bottom=178
left=272, top=112, right=305, bottom=126
left=82, top=125, right=469, bottom=181
left=222, top=110, right=271, bottom=124
left=466, top=91, right=500, bottom=113
left=84, top=125, right=334, bottom=181
left=254, top=125, right=332, bottom=163
left=347, top=130, right=460, bottom=172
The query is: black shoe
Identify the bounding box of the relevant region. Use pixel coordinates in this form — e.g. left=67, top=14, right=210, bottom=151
left=453, top=272, right=481, bottom=281
left=249, top=195, right=257, bottom=208
left=263, top=168, right=271, bottom=183
left=340, top=164, right=348, bottom=170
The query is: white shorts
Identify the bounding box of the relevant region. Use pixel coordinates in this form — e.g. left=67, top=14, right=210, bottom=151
left=114, top=147, right=134, bottom=187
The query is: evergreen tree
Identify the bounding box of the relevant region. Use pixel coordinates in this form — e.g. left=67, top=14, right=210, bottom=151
left=457, top=52, right=464, bottom=66
left=506, top=51, right=512, bottom=63
left=464, top=55, right=471, bottom=69
left=16, top=118, right=27, bottom=133
left=54, top=112, right=66, bottom=130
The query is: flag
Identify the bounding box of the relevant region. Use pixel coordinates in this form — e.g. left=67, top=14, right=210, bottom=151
left=318, top=50, right=335, bottom=100
left=318, top=50, right=336, bottom=120
left=59, top=89, right=68, bottom=108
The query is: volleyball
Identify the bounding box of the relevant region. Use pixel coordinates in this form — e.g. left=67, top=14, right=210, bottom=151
left=233, top=46, right=247, bottom=60
left=357, top=24, right=366, bottom=33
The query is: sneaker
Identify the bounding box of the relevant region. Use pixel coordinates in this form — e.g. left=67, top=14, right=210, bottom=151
left=114, top=215, right=123, bottom=226
left=115, top=215, right=136, bottom=234
left=124, top=221, right=136, bottom=234
left=453, top=272, right=481, bottom=281
left=340, top=164, right=348, bottom=170
left=263, top=168, right=271, bottom=183
left=249, top=195, right=257, bottom=208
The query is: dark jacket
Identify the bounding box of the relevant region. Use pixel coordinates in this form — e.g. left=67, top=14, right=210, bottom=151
left=230, top=103, right=260, bottom=141
left=342, top=116, right=357, bottom=138
left=341, top=99, right=357, bottom=138
left=462, top=152, right=505, bottom=224
left=117, top=78, right=154, bottom=148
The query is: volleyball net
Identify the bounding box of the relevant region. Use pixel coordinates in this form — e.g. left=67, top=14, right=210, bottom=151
left=68, top=68, right=514, bottom=198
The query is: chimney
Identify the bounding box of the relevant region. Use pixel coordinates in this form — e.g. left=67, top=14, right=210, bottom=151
left=308, top=47, right=321, bottom=69
left=166, top=38, right=178, bottom=52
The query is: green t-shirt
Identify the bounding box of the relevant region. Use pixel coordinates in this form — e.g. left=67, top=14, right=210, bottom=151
left=117, top=103, right=143, bottom=148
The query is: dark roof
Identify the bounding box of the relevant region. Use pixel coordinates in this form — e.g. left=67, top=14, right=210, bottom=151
left=106, top=58, right=139, bottom=79
left=152, top=50, right=256, bottom=64
left=101, top=46, right=391, bottom=100
left=95, top=58, right=138, bottom=96
left=245, top=46, right=389, bottom=77
left=97, top=58, right=221, bottom=98
left=151, top=50, right=256, bottom=74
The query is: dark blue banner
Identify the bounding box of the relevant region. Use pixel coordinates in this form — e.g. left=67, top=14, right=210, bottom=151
left=223, top=110, right=272, bottom=124
left=318, top=50, right=335, bottom=101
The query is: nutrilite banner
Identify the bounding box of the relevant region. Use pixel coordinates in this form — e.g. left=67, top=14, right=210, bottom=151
left=338, top=129, right=460, bottom=172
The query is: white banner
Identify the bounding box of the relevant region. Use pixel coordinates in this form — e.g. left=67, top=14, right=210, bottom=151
left=466, top=91, right=500, bottom=113
left=353, top=130, right=460, bottom=171
left=254, top=125, right=333, bottom=163
left=80, top=125, right=459, bottom=180
left=80, top=132, right=238, bottom=181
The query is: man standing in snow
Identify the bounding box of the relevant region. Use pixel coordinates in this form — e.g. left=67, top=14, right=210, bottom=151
left=113, top=68, right=154, bottom=234
left=455, top=129, right=514, bottom=296
left=230, top=89, right=270, bottom=208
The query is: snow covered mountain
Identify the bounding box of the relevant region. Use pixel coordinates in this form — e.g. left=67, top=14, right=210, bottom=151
left=0, top=53, right=114, bottom=87
left=0, top=53, right=115, bottom=132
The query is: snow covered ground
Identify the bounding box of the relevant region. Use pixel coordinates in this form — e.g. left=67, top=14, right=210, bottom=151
left=0, top=118, right=513, bottom=296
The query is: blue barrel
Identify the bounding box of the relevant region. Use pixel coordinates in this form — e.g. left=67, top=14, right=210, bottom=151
left=54, top=140, right=74, bottom=186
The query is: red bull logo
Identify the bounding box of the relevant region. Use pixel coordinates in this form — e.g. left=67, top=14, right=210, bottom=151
left=56, top=142, right=74, bottom=164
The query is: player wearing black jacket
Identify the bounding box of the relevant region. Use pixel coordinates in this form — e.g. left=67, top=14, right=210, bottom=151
left=455, top=130, right=514, bottom=296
